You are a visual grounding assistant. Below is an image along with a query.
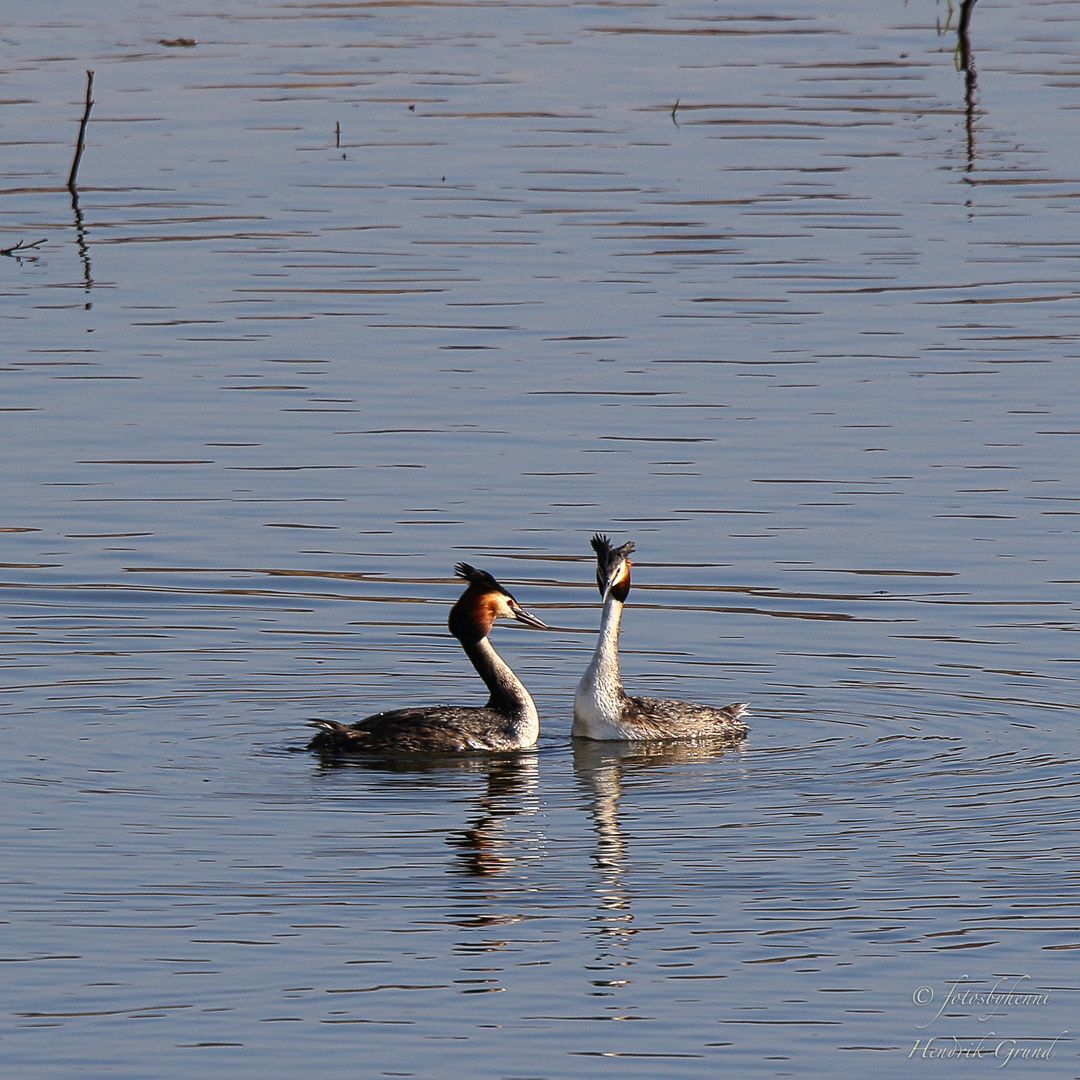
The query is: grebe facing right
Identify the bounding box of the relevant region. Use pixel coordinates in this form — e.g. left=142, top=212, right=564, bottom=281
left=573, top=534, right=749, bottom=742
left=309, top=563, right=548, bottom=755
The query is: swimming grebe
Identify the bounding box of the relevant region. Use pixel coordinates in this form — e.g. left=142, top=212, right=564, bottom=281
left=309, top=563, right=549, bottom=754
left=573, top=534, right=749, bottom=741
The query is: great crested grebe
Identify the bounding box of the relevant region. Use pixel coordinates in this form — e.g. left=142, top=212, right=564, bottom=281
left=309, top=563, right=549, bottom=754
left=573, top=534, right=749, bottom=741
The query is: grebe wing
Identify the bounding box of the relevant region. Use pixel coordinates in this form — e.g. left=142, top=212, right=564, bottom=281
left=623, top=695, right=750, bottom=738
left=308, top=706, right=521, bottom=754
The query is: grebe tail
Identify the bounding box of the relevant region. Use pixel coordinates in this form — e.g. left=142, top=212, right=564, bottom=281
left=309, top=562, right=548, bottom=755
left=572, top=533, right=749, bottom=742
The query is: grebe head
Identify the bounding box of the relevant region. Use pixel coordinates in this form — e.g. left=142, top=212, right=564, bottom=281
left=590, top=533, right=634, bottom=603
left=447, top=562, right=549, bottom=642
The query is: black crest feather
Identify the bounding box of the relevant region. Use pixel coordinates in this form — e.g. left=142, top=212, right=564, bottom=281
left=590, top=533, right=635, bottom=597
left=455, top=562, right=511, bottom=596
left=591, top=533, right=634, bottom=560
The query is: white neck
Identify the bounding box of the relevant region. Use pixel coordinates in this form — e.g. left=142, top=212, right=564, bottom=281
left=574, top=593, right=626, bottom=734
left=463, top=635, right=539, bottom=743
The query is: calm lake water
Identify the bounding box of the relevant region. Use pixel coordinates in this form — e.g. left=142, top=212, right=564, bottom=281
left=2, top=0, right=1079, bottom=1076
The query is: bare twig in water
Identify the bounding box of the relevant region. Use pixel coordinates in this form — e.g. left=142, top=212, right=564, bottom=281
left=671, top=98, right=680, bottom=127
left=957, top=0, right=978, bottom=42
left=1, top=238, right=47, bottom=257
left=67, top=70, right=95, bottom=193
left=956, top=0, right=978, bottom=73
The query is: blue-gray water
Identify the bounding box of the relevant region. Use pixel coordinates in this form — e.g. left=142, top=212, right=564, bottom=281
left=2, top=1, right=1078, bottom=1077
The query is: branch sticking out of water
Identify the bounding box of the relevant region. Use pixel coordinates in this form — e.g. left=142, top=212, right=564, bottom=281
left=1, top=238, right=47, bottom=257
left=67, top=70, right=95, bottom=193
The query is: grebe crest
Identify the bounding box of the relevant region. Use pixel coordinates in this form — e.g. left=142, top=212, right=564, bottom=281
left=573, top=533, right=749, bottom=742
left=309, top=562, right=549, bottom=755
left=592, top=533, right=634, bottom=603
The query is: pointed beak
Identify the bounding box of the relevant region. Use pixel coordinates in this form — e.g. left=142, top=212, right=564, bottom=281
left=511, top=601, right=550, bottom=630
left=598, top=570, right=621, bottom=601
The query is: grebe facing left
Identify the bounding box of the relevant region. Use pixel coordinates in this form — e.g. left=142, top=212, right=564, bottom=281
left=573, top=534, right=749, bottom=742
left=309, top=563, right=548, bottom=755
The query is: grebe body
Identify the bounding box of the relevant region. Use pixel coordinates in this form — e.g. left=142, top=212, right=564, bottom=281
left=309, top=563, right=548, bottom=754
left=573, top=534, right=749, bottom=742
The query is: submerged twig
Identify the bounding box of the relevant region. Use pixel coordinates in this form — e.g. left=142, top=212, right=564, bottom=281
left=67, top=70, right=95, bottom=193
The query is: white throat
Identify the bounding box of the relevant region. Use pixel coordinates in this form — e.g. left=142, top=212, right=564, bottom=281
left=572, top=593, right=627, bottom=738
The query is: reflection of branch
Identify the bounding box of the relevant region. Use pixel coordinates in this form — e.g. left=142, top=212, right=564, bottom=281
left=71, top=197, right=94, bottom=292
left=67, top=70, right=95, bottom=192
left=955, top=0, right=978, bottom=172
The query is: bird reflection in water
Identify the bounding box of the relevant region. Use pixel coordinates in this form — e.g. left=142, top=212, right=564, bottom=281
left=572, top=738, right=742, bottom=994
left=311, top=749, right=540, bottom=878
left=446, top=753, right=541, bottom=878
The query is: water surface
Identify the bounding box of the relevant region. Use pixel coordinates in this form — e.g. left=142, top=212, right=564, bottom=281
left=2, top=0, right=1078, bottom=1076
